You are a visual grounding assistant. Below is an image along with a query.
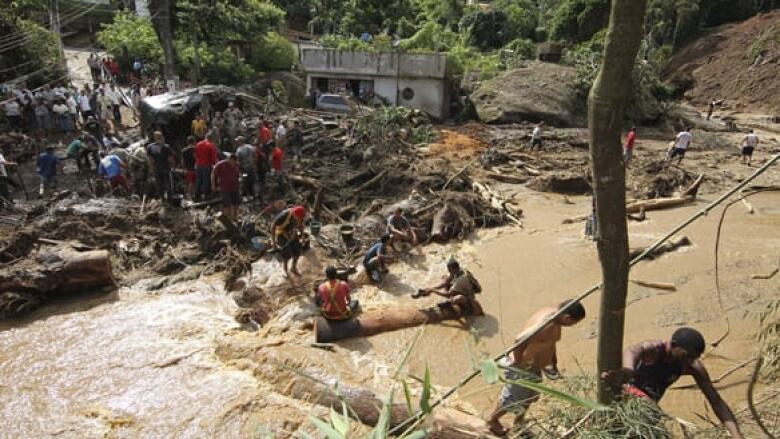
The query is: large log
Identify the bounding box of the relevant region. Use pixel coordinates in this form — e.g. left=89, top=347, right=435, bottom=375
left=0, top=249, right=114, bottom=293
left=625, top=174, right=704, bottom=214
left=629, top=235, right=691, bottom=260
left=315, top=302, right=482, bottom=343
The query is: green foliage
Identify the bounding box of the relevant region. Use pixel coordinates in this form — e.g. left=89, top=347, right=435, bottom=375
left=173, top=0, right=285, bottom=43
left=549, top=0, right=610, bottom=44
left=0, top=15, right=65, bottom=87
left=749, top=23, right=780, bottom=62
left=249, top=32, right=297, bottom=71
left=417, top=0, right=464, bottom=31
left=398, top=21, right=458, bottom=52
left=460, top=10, right=511, bottom=51
left=494, top=0, right=539, bottom=40
left=671, top=0, right=700, bottom=51
left=320, top=34, right=375, bottom=51
left=177, top=43, right=255, bottom=84
left=97, top=13, right=163, bottom=72
left=272, top=0, right=314, bottom=29
left=504, top=38, right=537, bottom=61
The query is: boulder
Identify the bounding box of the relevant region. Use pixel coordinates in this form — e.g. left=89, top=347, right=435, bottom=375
left=470, top=62, right=583, bottom=127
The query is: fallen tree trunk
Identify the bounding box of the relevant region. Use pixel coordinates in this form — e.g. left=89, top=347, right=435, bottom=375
left=625, top=174, right=704, bottom=214
left=0, top=249, right=114, bottom=293
left=629, top=235, right=691, bottom=260
left=315, top=302, right=482, bottom=343
left=472, top=181, right=523, bottom=226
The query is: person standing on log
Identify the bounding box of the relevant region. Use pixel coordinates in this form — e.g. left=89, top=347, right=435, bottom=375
left=623, top=126, right=636, bottom=167
left=316, top=266, right=359, bottom=320
left=363, top=234, right=393, bottom=283
left=194, top=133, right=218, bottom=201
left=667, top=127, right=692, bottom=165
left=413, top=259, right=483, bottom=315
left=211, top=153, right=241, bottom=223
left=487, top=300, right=586, bottom=436
left=739, top=129, right=759, bottom=166
left=387, top=207, right=418, bottom=252
left=601, top=328, right=743, bottom=439
left=271, top=205, right=307, bottom=277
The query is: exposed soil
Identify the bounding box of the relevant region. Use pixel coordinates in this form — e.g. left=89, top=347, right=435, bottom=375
left=664, top=10, right=780, bottom=115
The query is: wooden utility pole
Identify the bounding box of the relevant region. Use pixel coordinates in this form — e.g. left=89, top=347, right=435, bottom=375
left=588, top=0, right=648, bottom=403
left=149, top=0, right=176, bottom=83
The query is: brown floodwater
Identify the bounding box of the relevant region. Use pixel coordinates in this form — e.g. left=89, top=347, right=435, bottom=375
left=2, top=188, right=778, bottom=436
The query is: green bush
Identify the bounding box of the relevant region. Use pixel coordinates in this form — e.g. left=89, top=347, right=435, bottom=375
left=494, top=0, right=538, bottom=40
left=504, top=38, right=537, bottom=60
left=0, top=17, right=66, bottom=87
left=671, top=0, right=700, bottom=51
left=398, top=21, right=458, bottom=52
left=460, top=10, right=511, bottom=51
left=549, top=0, right=610, bottom=44
left=249, top=32, right=297, bottom=71
left=97, top=13, right=164, bottom=73
left=177, top=43, right=255, bottom=84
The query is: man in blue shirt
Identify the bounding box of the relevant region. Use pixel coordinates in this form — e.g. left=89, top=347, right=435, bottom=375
left=363, top=234, right=393, bottom=282
left=36, top=145, right=60, bottom=197
left=98, top=153, right=129, bottom=194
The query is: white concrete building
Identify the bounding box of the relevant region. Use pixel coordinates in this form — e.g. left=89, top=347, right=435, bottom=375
left=300, top=48, right=452, bottom=119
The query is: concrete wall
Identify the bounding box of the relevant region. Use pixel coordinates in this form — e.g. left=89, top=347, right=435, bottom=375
left=302, top=48, right=451, bottom=118
left=301, top=49, right=448, bottom=80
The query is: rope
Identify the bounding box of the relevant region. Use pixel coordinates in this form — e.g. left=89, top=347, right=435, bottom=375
left=389, top=154, right=780, bottom=435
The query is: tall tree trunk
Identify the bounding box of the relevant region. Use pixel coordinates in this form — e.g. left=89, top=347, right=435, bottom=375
left=588, top=0, right=647, bottom=404
left=149, top=0, right=176, bottom=81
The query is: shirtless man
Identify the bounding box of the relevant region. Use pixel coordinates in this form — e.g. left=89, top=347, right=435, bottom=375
left=487, top=300, right=586, bottom=436
left=601, top=328, right=743, bottom=438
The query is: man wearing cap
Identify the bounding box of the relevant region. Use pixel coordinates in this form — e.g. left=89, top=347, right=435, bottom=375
left=271, top=205, right=307, bottom=276
left=414, top=259, right=483, bottom=315
left=316, top=266, right=359, bottom=321
left=602, top=328, right=743, bottom=439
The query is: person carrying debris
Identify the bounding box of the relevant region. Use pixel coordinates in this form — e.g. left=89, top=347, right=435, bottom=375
left=529, top=122, right=543, bottom=150
left=271, top=205, right=307, bottom=276
left=146, top=131, right=175, bottom=202
left=98, top=152, right=129, bottom=194
left=316, top=266, right=360, bottom=321
left=667, top=127, right=692, bottom=165
left=36, top=145, right=61, bottom=197
left=413, top=258, right=483, bottom=315
left=739, top=129, right=759, bottom=165
left=235, top=136, right=257, bottom=199
left=487, top=300, right=587, bottom=437
left=623, top=126, right=636, bottom=166
left=601, top=328, right=744, bottom=439
left=194, top=133, right=218, bottom=201
left=66, top=135, right=99, bottom=172
left=211, top=153, right=241, bottom=223
left=363, top=234, right=393, bottom=283
left=387, top=207, right=418, bottom=251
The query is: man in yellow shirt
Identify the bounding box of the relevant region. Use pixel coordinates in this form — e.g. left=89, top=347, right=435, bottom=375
left=191, top=113, right=207, bottom=140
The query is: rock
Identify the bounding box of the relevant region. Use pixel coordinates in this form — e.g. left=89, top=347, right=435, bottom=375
left=470, top=62, right=583, bottom=127
left=528, top=173, right=592, bottom=194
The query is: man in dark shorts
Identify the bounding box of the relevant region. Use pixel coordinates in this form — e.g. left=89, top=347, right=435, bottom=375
left=602, top=327, right=744, bottom=439
left=387, top=207, right=417, bottom=252
left=667, top=127, right=692, bottom=165
left=740, top=129, right=759, bottom=165
left=363, top=234, right=393, bottom=283
left=211, top=154, right=240, bottom=222
left=146, top=131, right=175, bottom=202
left=271, top=205, right=307, bottom=276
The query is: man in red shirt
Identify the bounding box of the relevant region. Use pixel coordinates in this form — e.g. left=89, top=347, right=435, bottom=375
left=194, top=133, right=218, bottom=201
left=271, top=143, right=285, bottom=195
left=258, top=119, right=272, bottom=146
left=211, top=154, right=241, bottom=222
left=623, top=126, right=636, bottom=166
left=316, top=266, right=359, bottom=320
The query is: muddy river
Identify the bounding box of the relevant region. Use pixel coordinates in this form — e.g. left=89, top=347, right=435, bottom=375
left=2, top=190, right=779, bottom=437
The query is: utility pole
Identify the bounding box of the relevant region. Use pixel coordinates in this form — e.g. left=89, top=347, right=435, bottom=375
left=193, top=32, right=201, bottom=87
left=50, top=0, right=67, bottom=72
left=149, top=0, right=176, bottom=89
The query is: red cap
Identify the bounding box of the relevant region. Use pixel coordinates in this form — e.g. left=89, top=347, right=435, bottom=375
left=291, top=205, right=306, bottom=219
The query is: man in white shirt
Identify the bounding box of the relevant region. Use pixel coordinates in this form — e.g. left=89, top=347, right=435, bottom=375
left=78, top=90, right=93, bottom=121
left=740, top=129, right=759, bottom=165
left=52, top=99, right=71, bottom=133
left=275, top=121, right=287, bottom=148
left=3, top=95, right=22, bottom=131
left=106, top=84, right=122, bottom=125
left=0, top=152, right=18, bottom=202
left=667, top=127, right=692, bottom=164
left=529, top=122, right=543, bottom=150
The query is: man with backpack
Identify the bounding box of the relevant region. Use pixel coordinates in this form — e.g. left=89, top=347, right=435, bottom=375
left=413, top=258, right=483, bottom=315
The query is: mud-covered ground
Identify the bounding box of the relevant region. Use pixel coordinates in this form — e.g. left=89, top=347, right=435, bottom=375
left=1, top=112, right=779, bottom=437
